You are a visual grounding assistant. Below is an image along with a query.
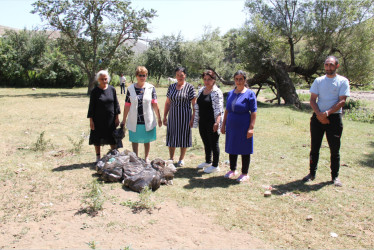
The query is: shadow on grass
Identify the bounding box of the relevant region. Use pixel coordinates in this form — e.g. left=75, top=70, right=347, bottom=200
left=175, top=167, right=239, bottom=189
left=52, top=162, right=95, bottom=171
left=271, top=179, right=332, bottom=195
left=360, top=141, right=374, bottom=168
left=0, top=92, right=87, bottom=99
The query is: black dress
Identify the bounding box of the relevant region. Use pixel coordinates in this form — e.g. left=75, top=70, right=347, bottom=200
left=87, top=85, right=121, bottom=146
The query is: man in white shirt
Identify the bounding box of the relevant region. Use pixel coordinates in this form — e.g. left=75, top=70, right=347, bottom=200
left=303, top=56, right=350, bottom=187
left=120, top=74, right=126, bottom=94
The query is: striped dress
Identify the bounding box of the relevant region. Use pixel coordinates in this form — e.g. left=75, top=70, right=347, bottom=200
left=166, top=82, right=196, bottom=147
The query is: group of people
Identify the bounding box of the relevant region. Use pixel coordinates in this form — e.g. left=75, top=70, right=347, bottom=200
left=87, top=55, right=350, bottom=185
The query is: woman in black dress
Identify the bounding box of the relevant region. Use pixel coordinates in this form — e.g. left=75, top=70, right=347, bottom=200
left=87, top=70, right=121, bottom=162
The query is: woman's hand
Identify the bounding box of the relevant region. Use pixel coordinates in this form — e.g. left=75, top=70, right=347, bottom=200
left=221, top=125, right=226, bottom=134
left=115, top=117, right=120, bottom=127
left=189, top=118, right=194, bottom=128
left=247, top=129, right=254, bottom=139
left=158, top=118, right=162, bottom=127
left=163, top=117, right=167, bottom=126
left=90, top=119, right=95, bottom=130
left=213, top=123, right=219, bottom=132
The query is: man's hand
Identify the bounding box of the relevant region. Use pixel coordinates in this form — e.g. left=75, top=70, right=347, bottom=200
left=316, top=111, right=330, bottom=124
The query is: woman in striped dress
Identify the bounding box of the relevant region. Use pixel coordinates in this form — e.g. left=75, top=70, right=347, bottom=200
left=163, top=67, right=196, bottom=166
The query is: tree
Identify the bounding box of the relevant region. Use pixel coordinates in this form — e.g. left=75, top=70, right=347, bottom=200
left=32, top=0, right=156, bottom=94
left=0, top=29, right=48, bottom=86
left=144, top=34, right=184, bottom=84
left=37, top=40, right=85, bottom=87
left=182, top=27, right=238, bottom=80
left=241, top=0, right=374, bottom=106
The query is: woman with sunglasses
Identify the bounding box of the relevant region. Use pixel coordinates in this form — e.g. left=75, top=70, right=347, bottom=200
left=121, top=66, right=162, bottom=162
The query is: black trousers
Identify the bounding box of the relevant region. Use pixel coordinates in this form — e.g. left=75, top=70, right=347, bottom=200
left=120, top=84, right=125, bottom=94
left=199, top=122, right=220, bottom=167
left=229, top=154, right=250, bottom=174
left=310, top=113, right=343, bottom=179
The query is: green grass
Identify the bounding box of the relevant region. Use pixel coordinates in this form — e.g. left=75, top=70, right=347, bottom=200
left=0, top=87, right=373, bottom=248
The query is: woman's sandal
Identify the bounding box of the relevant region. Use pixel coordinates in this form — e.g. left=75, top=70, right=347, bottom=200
left=236, top=174, right=249, bottom=182
left=224, top=170, right=238, bottom=178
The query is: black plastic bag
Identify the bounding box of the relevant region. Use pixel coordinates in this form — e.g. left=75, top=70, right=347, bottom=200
left=123, top=165, right=161, bottom=192
left=112, top=125, right=125, bottom=149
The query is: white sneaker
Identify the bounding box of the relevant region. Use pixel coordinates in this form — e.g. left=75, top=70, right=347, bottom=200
left=197, top=162, right=212, bottom=169
left=177, top=160, right=184, bottom=167
left=204, top=166, right=220, bottom=173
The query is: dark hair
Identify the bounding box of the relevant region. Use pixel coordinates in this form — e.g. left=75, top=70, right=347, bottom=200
left=234, top=70, right=247, bottom=80
left=201, top=70, right=216, bottom=80
left=175, top=66, right=187, bottom=75
left=325, top=56, right=339, bottom=65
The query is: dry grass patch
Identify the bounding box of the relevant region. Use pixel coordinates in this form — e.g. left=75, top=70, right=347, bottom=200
left=0, top=87, right=373, bottom=249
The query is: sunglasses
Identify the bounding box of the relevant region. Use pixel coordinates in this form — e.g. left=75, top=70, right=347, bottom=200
left=137, top=74, right=147, bottom=77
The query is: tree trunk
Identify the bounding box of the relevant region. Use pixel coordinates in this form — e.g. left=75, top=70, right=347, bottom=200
left=269, top=60, right=301, bottom=107
left=87, top=73, right=96, bottom=95
left=288, top=37, right=295, bottom=66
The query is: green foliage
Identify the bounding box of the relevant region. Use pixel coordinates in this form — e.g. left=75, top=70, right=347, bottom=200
left=66, top=135, right=85, bottom=154
left=182, top=27, right=234, bottom=78
left=0, top=29, right=85, bottom=87
left=36, top=42, right=85, bottom=87
left=120, top=187, right=155, bottom=211
left=345, top=107, right=374, bottom=123
left=344, top=99, right=363, bottom=110
left=344, top=100, right=374, bottom=123
left=32, top=131, right=52, bottom=152
left=297, top=93, right=310, bottom=102
left=87, top=241, right=98, bottom=249
left=145, top=34, right=184, bottom=83
left=32, top=0, right=156, bottom=93
left=284, top=115, right=295, bottom=125
left=336, top=18, right=374, bottom=86
left=108, top=44, right=135, bottom=77
left=82, top=180, right=105, bottom=215
left=0, top=29, right=48, bottom=86
left=242, top=0, right=374, bottom=89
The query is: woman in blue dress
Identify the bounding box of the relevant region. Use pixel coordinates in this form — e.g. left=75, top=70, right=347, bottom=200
left=221, top=70, right=257, bottom=182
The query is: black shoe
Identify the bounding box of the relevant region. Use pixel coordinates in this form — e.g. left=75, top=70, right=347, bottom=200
left=302, top=173, right=315, bottom=182
left=332, top=177, right=342, bottom=187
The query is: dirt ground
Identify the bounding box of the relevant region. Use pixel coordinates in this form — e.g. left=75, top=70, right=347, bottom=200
left=0, top=166, right=267, bottom=249
left=297, top=89, right=374, bottom=101
left=1, top=89, right=372, bottom=249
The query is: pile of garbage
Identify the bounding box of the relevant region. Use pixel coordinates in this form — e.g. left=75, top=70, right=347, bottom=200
left=95, top=149, right=177, bottom=192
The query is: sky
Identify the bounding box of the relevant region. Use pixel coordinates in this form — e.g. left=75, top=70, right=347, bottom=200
left=0, top=0, right=248, bottom=41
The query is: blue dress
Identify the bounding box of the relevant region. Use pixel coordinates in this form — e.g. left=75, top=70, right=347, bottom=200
left=225, top=89, right=257, bottom=155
